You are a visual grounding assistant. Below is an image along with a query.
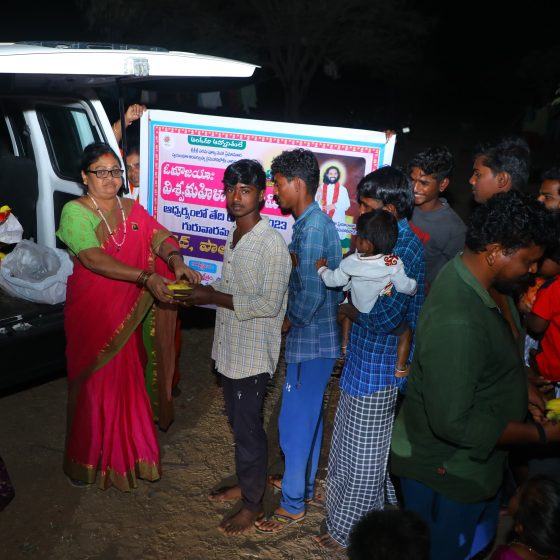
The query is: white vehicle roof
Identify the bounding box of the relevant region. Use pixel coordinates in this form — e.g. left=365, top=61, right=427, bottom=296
left=0, top=42, right=257, bottom=79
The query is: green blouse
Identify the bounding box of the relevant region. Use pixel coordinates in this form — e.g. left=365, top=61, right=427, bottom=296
left=56, top=201, right=101, bottom=256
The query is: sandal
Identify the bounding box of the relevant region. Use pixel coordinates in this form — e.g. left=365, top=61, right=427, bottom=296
left=254, top=512, right=306, bottom=534
left=267, top=475, right=324, bottom=507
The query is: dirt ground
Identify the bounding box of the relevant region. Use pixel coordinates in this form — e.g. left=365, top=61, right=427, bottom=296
left=0, top=306, right=513, bottom=560
left=1, top=122, right=527, bottom=559
left=0, top=309, right=348, bottom=560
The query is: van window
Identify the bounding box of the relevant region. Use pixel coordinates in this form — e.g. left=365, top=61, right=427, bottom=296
left=37, top=105, right=100, bottom=181
left=0, top=113, right=14, bottom=155
left=0, top=101, right=34, bottom=159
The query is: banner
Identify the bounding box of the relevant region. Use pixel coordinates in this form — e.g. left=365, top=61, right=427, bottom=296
left=140, top=111, right=394, bottom=283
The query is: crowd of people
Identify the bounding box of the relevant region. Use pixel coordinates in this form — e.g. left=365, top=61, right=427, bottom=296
left=3, top=126, right=560, bottom=559
left=185, top=138, right=559, bottom=559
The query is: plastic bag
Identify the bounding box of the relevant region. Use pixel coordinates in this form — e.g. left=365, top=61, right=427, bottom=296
left=0, top=213, right=23, bottom=244
left=0, top=240, right=73, bottom=304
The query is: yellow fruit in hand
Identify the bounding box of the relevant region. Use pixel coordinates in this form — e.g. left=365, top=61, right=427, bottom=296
left=167, top=281, right=192, bottom=299
left=167, top=281, right=192, bottom=291
left=545, top=398, right=560, bottom=412
left=546, top=410, right=560, bottom=422
left=0, top=205, right=10, bottom=213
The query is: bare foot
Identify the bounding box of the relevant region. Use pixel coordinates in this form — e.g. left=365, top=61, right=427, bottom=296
left=218, top=507, right=263, bottom=536
left=313, top=533, right=344, bottom=550
left=208, top=485, right=242, bottom=502
left=254, top=506, right=306, bottom=534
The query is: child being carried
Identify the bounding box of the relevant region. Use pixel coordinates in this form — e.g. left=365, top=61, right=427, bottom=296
left=316, top=209, right=417, bottom=376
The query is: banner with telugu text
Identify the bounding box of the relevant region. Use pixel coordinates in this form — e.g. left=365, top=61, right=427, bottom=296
left=140, top=110, right=395, bottom=284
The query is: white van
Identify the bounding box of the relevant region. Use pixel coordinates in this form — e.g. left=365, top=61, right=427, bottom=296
left=0, top=41, right=256, bottom=391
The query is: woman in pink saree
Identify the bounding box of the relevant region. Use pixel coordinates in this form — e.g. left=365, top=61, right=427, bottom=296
left=57, top=143, right=200, bottom=491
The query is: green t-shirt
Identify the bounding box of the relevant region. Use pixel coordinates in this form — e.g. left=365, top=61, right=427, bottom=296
left=391, top=255, right=527, bottom=503
left=56, top=201, right=101, bottom=256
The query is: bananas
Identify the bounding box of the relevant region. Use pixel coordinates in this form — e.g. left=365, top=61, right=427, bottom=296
left=167, top=281, right=192, bottom=298
left=545, top=399, right=560, bottom=422
left=167, top=281, right=192, bottom=291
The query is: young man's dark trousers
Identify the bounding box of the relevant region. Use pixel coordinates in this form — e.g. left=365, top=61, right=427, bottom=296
left=221, top=372, right=269, bottom=512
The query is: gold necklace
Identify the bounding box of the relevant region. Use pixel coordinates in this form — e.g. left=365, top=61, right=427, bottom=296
left=87, top=193, right=127, bottom=250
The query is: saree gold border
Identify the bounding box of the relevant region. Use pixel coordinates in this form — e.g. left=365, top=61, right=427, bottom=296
left=67, top=228, right=172, bottom=398
left=64, top=457, right=160, bottom=492
left=66, top=229, right=174, bottom=448
left=67, top=289, right=154, bottom=434
left=98, top=460, right=161, bottom=492
left=64, top=457, right=98, bottom=485
left=68, top=291, right=153, bottom=392
left=145, top=307, right=160, bottom=422
left=152, top=228, right=174, bottom=255
left=148, top=228, right=177, bottom=428
left=143, top=229, right=169, bottom=424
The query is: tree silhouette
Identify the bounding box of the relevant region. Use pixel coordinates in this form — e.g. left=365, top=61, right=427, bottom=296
left=77, top=0, right=428, bottom=120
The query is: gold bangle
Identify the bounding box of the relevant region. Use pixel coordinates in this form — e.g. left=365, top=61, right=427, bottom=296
left=167, top=251, right=182, bottom=268
left=135, top=270, right=152, bottom=288
left=135, top=270, right=146, bottom=287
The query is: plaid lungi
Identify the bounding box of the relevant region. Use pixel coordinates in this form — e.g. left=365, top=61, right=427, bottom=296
left=325, top=386, right=399, bottom=547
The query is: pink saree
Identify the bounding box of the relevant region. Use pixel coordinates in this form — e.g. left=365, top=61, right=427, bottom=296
left=63, top=201, right=177, bottom=491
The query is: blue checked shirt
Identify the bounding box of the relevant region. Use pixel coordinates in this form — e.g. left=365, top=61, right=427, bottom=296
left=340, top=218, right=425, bottom=396
left=285, top=201, right=343, bottom=363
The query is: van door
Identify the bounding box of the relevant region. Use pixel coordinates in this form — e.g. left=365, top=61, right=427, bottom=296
left=1, top=96, right=114, bottom=247
left=31, top=97, right=109, bottom=247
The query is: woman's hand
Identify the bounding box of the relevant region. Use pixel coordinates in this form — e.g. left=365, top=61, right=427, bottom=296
left=173, top=260, right=202, bottom=284
left=124, top=104, right=147, bottom=127
left=112, top=104, right=147, bottom=141
left=145, top=273, right=175, bottom=303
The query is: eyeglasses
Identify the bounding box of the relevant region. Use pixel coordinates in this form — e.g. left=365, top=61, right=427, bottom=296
left=87, top=168, right=124, bottom=179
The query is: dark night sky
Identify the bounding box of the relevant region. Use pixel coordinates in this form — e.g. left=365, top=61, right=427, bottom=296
left=3, top=2, right=558, bottom=111
left=2, top=0, right=560, bottom=172
left=2, top=2, right=557, bottom=106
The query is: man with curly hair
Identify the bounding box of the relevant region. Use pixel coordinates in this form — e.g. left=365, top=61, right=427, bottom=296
left=391, top=190, right=560, bottom=560
left=408, top=145, right=465, bottom=289
left=255, top=149, right=342, bottom=534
